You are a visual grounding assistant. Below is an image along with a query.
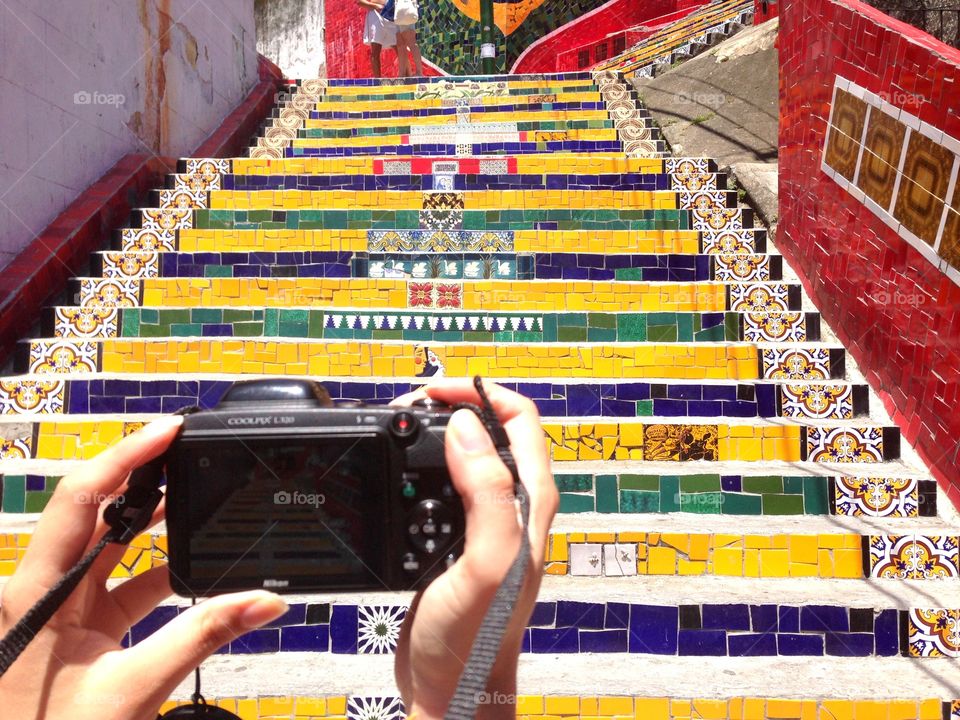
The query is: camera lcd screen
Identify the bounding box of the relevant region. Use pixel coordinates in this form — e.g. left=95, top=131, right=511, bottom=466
left=171, top=434, right=388, bottom=593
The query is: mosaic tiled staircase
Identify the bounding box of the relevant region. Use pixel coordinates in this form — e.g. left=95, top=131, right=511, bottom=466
left=593, top=0, right=755, bottom=79
left=2, top=70, right=960, bottom=720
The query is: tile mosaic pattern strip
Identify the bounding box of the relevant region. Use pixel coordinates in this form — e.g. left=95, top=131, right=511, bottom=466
left=868, top=535, right=960, bottom=579
left=545, top=532, right=864, bottom=578
left=832, top=477, right=938, bottom=517
left=155, top=696, right=950, bottom=720
left=118, top=596, right=909, bottom=657
left=822, top=75, right=960, bottom=285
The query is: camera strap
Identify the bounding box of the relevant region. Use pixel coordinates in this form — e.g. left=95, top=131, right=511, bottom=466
left=0, top=378, right=531, bottom=720
left=444, top=377, right=531, bottom=720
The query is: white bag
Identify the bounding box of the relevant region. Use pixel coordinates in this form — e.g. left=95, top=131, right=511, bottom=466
left=394, top=0, right=419, bottom=26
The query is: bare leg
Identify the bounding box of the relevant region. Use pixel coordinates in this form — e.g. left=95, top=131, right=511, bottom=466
left=397, top=29, right=423, bottom=77
left=396, top=43, right=409, bottom=77
left=371, top=42, right=382, bottom=77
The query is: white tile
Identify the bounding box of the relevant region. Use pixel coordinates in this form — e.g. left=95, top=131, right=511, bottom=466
left=918, top=121, right=944, bottom=144
left=941, top=132, right=960, bottom=156
left=603, top=544, right=637, bottom=576
left=835, top=75, right=850, bottom=92
left=898, top=108, right=921, bottom=130
left=570, top=543, right=603, bottom=576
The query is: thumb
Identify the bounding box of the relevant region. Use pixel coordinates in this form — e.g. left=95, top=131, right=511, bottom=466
left=117, top=591, right=287, bottom=702
left=446, top=409, right=521, bottom=588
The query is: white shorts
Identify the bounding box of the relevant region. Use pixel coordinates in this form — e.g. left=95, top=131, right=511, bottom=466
left=363, top=9, right=397, bottom=46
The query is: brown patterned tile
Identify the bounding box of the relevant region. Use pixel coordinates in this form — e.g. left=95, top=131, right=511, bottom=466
left=824, top=89, right=868, bottom=181
left=940, top=180, right=960, bottom=270
left=643, top=424, right=719, bottom=461
left=856, top=111, right=907, bottom=209
left=894, top=132, right=954, bottom=245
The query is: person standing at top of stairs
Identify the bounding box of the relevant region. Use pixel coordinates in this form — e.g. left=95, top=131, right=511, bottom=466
left=357, top=0, right=398, bottom=77
left=380, top=0, right=425, bottom=76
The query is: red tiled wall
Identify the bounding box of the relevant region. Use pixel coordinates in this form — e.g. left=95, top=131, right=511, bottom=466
left=754, top=0, right=779, bottom=23
left=779, top=0, right=960, bottom=505
left=515, top=0, right=702, bottom=73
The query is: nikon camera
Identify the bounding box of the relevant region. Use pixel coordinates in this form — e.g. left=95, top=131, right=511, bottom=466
left=164, top=379, right=464, bottom=596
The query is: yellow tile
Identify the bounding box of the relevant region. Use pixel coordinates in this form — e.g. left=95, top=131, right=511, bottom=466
left=598, top=697, right=634, bottom=716
left=789, top=535, right=819, bottom=564
left=692, top=699, right=729, bottom=719
left=518, top=696, right=545, bottom=715
left=919, top=699, right=942, bottom=719
left=742, top=699, right=768, bottom=720
left=678, top=559, right=707, bottom=575
left=744, top=549, right=761, bottom=577
left=888, top=701, right=919, bottom=720
left=854, top=701, right=891, bottom=720
left=545, top=696, right=581, bottom=715
left=768, top=699, right=803, bottom=718
left=833, top=548, right=864, bottom=578
left=759, top=549, right=790, bottom=577
left=712, top=548, right=743, bottom=575
left=647, top=546, right=677, bottom=575
left=820, top=700, right=854, bottom=720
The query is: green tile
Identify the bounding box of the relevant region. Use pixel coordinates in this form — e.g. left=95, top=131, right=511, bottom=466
left=680, top=492, right=723, bottom=514
left=783, top=476, right=805, bottom=494
left=120, top=308, right=139, bottom=337
left=586, top=328, right=617, bottom=342
left=2, top=475, right=25, bottom=512
left=648, top=325, right=678, bottom=342
left=595, top=474, right=619, bottom=513
left=676, top=313, right=693, bottom=341
left=620, top=489, right=660, bottom=513
left=720, top=492, right=763, bottom=515
left=762, top=494, right=806, bottom=515
left=725, top=312, right=740, bottom=340
left=802, top=476, right=830, bottom=514
left=557, top=327, right=587, bottom=342
left=233, top=322, right=264, bottom=337
left=635, top=400, right=654, bottom=416
left=660, top=475, right=680, bottom=512
left=614, top=268, right=643, bottom=281
left=24, top=491, right=52, bottom=513
left=170, top=323, right=202, bottom=336
left=223, top=309, right=254, bottom=323
left=559, top=493, right=595, bottom=513
left=204, top=265, right=233, bottom=278
left=263, top=309, right=279, bottom=336
left=741, top=476, right=784, bottom=494
left=192, top=308, right=222, bottom=324
left=617, top=314, right=647, bottom=342
left=139, top=308, right=159, bottom=323
left=554, top=474, right=592, bottom=493
left=619, top=474, right=660, bottom=491
left=588, top=313, right=616, bottom=329
left=680, top=474, right=721, bottom=492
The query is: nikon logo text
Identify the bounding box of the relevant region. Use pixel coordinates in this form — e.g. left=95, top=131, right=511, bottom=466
left=226, top=416, right=296, bottom=426
left=263, top=579, right=290, bottom=588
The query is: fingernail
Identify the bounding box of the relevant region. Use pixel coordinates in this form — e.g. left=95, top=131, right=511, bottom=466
left=144, top=415, right=184, bottom=434
left=240, top=592, right=288, bottom=630
left=451, top=410, right=493, bottom=453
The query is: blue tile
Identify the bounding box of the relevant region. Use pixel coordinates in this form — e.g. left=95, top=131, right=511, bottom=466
left=667, top=384, right=701, bottom=400
left=777, top=633, right=824, bottom=655
left=605, top=602, right=630, bottom=629
left=874, top=609, right=899, bottom=656
left=281, top=624, right=330, bottom=652
left=721, top=475, right=742, bottom=492
left=728, top=633, right=777, bottom=656
left=130, top=606, right=178, bottom=644
left=529, top=601, right=557, bottom=627
left=756, top=384, right=778, bottom=416
left=702, top=604, right=751, bottom=631
left=556, top=600, right=604, bottom=629
left=825, top=632, right=874, bottom=657
left=580, top=630, right=628, bottom=653
left=703, top=385, right=736, bottom=401
left=266, top=603, right=306, bottom=627
left=330, top=605, right=358, bottom=653
left=778, top=606, right=800, bottom=633
left=678, top=629, right=727, bottom=656
left=530, top=627, right=580, bottom=653
left=801, top=606, right=848, bottom=632
left=521, top=629, right=531, bottom=653
left=233, top=628, right=279, bottom=653
left=750, top=605, right=779, bottom=632
left=629, top=605, right=678, bottom=655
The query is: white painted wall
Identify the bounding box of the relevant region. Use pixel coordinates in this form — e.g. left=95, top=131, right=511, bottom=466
left=0, top=0, right=258, bottom=268
left=255, top=0, right=325, bottom=79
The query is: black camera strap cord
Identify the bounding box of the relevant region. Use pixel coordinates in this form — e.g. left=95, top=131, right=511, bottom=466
left=0, top=377, right=530, bottom=720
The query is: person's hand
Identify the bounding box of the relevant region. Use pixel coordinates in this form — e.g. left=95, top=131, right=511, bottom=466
left=0, top=417, right=289, bottom=720
left=391, top=380, right=558, bottom=720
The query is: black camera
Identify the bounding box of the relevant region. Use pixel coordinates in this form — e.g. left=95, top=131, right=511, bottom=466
left=163, top=379, right=464, bottom=596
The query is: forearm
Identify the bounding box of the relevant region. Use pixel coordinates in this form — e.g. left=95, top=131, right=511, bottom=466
left=356, top=0, right=383, bottom=9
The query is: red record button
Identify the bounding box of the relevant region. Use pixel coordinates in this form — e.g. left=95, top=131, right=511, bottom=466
left=390, top=411, right=418, bottom=438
